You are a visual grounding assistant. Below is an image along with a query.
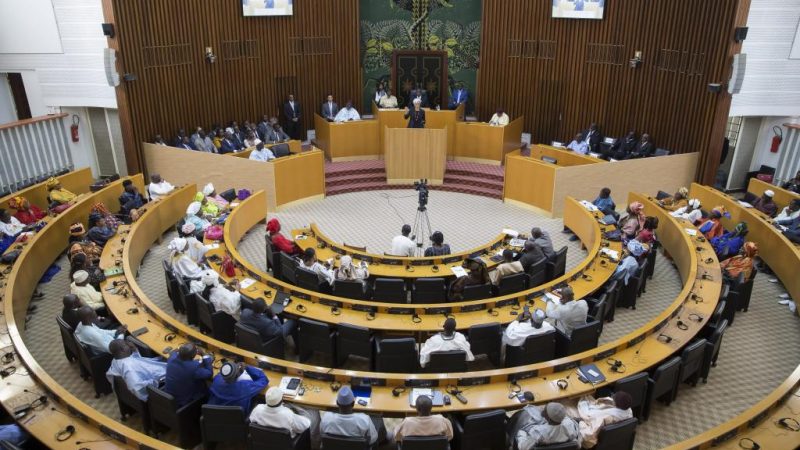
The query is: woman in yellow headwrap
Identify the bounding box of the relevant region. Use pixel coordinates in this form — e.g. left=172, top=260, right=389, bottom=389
left=8, top=196, right=45, bottom=225
left=720, top=241, right=758, bottom=280
left=659, top=187, right=689, bottom=212
left=194, top=192, right=220, bottom=218
left=46, top=177, right=77, bottom=211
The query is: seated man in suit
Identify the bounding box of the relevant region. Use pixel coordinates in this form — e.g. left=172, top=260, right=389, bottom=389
left=394, top=394, right=453, bottom=444
left=334, top=101, right=361, bottom=122
left=583, top=123, right=603, bottom=154
left=164, top=343, right=213, bottom=407
left=321, top=94, right=339, bottom=121
left=266, top=122, right=291, bottom=144
left=567, top=133, right=589, bottom=155
left=528, top=227, right=555, bottom=260
left=605, top=131, right=637, bottom=160
left=448, top=82, right=469, bottom=110
left=239, top=298, right=297, bottom=344
left=218, top=129, right=239, bottom=154
left=629, top=133, right=654, bottom=158
left=519, top=240, right=546, bottom=272
left=119, top=179, right=145, bottom=221
left=419, top=318, right=475, bottom=368
left=409, top=87, right=429, bottom=108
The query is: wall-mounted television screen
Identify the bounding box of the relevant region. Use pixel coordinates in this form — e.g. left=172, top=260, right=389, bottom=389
left=243, top=0, right=293, bottom=17
left=552, top=0, right=605, bottom=20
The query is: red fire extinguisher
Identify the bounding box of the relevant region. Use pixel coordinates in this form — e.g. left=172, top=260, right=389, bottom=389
left=70, top=115, right=80, bottom=143
left=770, top=126, right=783, bottom=153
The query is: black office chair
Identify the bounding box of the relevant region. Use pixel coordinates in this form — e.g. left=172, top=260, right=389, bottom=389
left=250, top=423, right=311, bottom=450
left=125, top=335, right=158, bottom=358
left=73, top=337, right=112, bottom=397
left=614, top=372, right=649, bottom=421
left=497, top=272, right=529, bottom=296
left=703, top=300, right=726, bottom=340
left=333, top=279, right=368, bottom=300
left=196, top=295, right=237, bottom=344
left=411, top=278, right=447, bottom=303
left=732, top=268, right=757, bottom=312
left=336, top=323, right=374, bottom=368
left=555, top=320, right=601, bottom=357
left=701, top=319, right=728, bottom=383
left=373, top=278, right=407, bottom=303
left=279, top=252, right=300, bottom=285
left=176, top=280, right=198, bottom=326
left=426, top=350, right=467, bottom=373
left=644, top=356, right=682, bottom=420
left=636, top=260, right=649, bottom=296
left=265, top=237, right=280, bottom=272
left=398, top=435, right=449, bottom=450
left=56, top=316, right=78, bottom=363
left=296, top=266, right=326, bottom=292
left=375, top=337, right=418, bottom=373
left=461, top=283, right=493, bottom=301
left=603, top=280, right=621, bottom=322
left=527, top=257, right=548, bottom=287
left=235, top=322, right=285, bottom=359
left=163, top=259, right=183, bottom=314
left=146, top=385, right=204, bottom=448
left=298, top=318, right=337, bottom=367
left=468, top=323, right=502, bottom=366
left=112, top=375, right=151, bottom=435
left=678, top=338, right=706, bottom=391
left=617, top=272, right=641, bottom=310
left=451, top=409, right=507, bottom=450
left=645, top=243, right=658, bottom=280
left=505, top=329, right=556, bottom=367
left=321, top=433, right=369, bottom=450
left=595, top=417, right=638, bottom=450
left=201, top=405, right=248, bottom=450
left=545, top=246, right=568, bottom=281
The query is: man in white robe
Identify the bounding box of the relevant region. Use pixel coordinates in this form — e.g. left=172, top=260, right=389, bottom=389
left=249, top=387, right=317, bottom=442
left=168, top=237, right=204, bottom=279
left=249, top=142, right=276, bottom=162
left=419, top=318, right=475, bottom=368
left=503, top=308, right=554, bottom=351
left=180, top=222, right=209, bottom=263
left=147, top=174, right=175, bottom=201
left=570, top=392, right=633, bottom=448
left=334, top=101, right=361, bottom=122
left=545, top=286, right=588, bottom=337
left=300, top=248, right=335, bottom=286
left=514, top=402, right=581, bottom=450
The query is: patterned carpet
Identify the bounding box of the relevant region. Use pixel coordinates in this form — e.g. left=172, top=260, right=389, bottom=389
left=18, top=189, right=800, bottom=450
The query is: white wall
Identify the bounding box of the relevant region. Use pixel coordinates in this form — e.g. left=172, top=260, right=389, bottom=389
left=0, top=74, right=17, bottom=124
left=0, top=0, right=63, bottom=54
left=749, top=116, right=800, bottom=170
left=0, top=0, right=116, bottom=110
left=730, top=0, right=800, bottom=117
left=60, top=106, right=100, bottom=177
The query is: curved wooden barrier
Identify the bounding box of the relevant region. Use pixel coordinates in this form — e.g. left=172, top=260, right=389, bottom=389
left=0, top=167, right=93, bottom=211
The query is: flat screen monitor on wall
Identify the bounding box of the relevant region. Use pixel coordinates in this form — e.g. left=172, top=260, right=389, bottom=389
left=243, top=0, right=293, bottom=17
left=552, top=0, right=605, bottom=20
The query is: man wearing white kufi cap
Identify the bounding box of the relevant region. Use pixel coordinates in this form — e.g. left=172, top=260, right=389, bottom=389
left=753, top=189, right=778, bottom=217
left=249, top=387, right=316, bottom=442
left=70, top=270, right=106, bottom=311
left=185, top=201, right=211, bottom=231
left=208, top=276, right=242, bottom=320
left=167, top=237, right=204, bottom=279
left=513, top=401, right=581, bottom=450
left=503, top=307, right=554, bottom=350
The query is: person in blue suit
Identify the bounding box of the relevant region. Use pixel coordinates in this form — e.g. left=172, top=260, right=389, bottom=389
left=208, top=361, right=268, bottom=413
left=575, top=0, right=585, bottom=11
left=164, top=343, right=213, bottom=407
left=449, top=82, right=469, bottom=110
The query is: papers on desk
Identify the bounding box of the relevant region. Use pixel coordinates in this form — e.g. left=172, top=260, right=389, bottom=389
left=409, top=389, right=444, bottom=407
left=600, top=248, right=619, bottom=260
left=502, top=228, right=520, bottom=238
left=450, top=266, right=468, bottom=278
left=207, top=243, right=220, bottom=250
left=239, top=278, right=256, bottom=289
left=589, top=152, right=602, bottom=158
left=279, top=377, right=302, bottom=397
left=229, top=202, right=239, bottom=208
left=580, top=200, right=599, bottom=212
left=684, top=228, right=697, bottom=236
left=738, top=201, right=754, bottom=208
left=544, top=292, right=561, bottom=303
left=509, top=238, right=527, bottom=248
left=577, top=364, right=606, bottom=384
left=294, top=234, right=308, bottom=240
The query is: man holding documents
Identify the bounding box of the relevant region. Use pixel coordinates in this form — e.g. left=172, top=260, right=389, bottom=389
left=545, top=286, right=588, bottom=337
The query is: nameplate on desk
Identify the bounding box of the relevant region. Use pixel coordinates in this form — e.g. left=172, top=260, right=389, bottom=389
left=258, top=360, right=287, bottom=373
left=554, top=361, right=580, bottom=372
left=302, top=371, right=335, bottom=382
left=388, top=307, right=414, bottom=315
left=352, top=304, right=377, bottom=313
left=329, top=246, right=347, bottom=255
left=319, top=299, right=343, bottom=308
left=457, top=376, right=490, bottom=386
left=411, top=259, right=434, bottom=266
left=626, top=335, right=645, bottom=348
left=351, top=377, right=386, bottom=387
left=290, top=290, right=311, bottom=300
left=381, top=258, right=403, bottom=266
left=441, top=255, right=463, bottom=264
left=266, top=280, right=282, bottom=290
left=357, top=255, right=374, bottom=263
left=495, top=298, right=518, bottom=308
left=67, top=405, right=88, bottom=422
left=712, top=429, right=739, bottom=445
left=405, top=379, right=439, bottom=388
left=526, top=291, right=544, bottom=301
left=748, top=409, right=770, bottom=428
left=593, top=348, right=616, bottom=361
left=100, top=425, right=128, bottom=444
left=491, top=241, right=504, bottom=250
left=459, top=303, right=486, bottom=313
left=425, top=307, right=452, bottom=315
left=509, top=370, right=538, bottom=381
left=163, top=322, right=178, bottom=333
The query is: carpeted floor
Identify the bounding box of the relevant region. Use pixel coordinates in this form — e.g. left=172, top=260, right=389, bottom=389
left=19, top=189, right=800, bottom=449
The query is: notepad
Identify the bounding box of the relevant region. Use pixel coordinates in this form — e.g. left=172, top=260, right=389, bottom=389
left=684, top=228, right=697, bottom=236
left=207, top=243, right=220, bottom=250
left=450, top=266, right=468, bottom=278
left=580, top=200, right=599, bottom=212
left=600, top=248, right=619, bottom=260
left=409, top=389, right=444, bottom=406
left=738, top=201, right=753, bottom=208
left=239, top=278, right=256, bottom=289
left=294, top=234, right=308, bottom=240
left=544, top=292, right=561, bottom=303
left=509, top=238, right=527, bottom=248
left=502, top=228, right=520, bottom=238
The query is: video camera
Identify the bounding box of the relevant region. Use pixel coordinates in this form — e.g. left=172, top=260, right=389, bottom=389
left=414, top=179, right=429, bottom=210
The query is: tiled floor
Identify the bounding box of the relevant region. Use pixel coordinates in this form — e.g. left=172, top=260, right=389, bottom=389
left=19, top=189, right=800, bottom=449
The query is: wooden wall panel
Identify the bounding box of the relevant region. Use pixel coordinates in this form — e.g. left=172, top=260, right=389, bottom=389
left=477, top=0, right=749, bottom=184
left=107, top=0, right=361, bottom=174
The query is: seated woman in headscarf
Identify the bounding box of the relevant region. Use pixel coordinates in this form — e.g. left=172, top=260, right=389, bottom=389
left=68, top=223, right=103, bottom=263
left=334, top=255, right=369, bottom=290
left=658, top=187, right=689, bottom=212
left=711, top=222, right=748, bottom=260
left=167, top=237, right=204, bottom=280
left=194, top=192, right=220, bottom=218
left=45, top=177, right=77, bottom=212
left=266, top=218, right=300, bottom=255
left=191, top=270, right=242, bottom=320
left=8, top=196, right=45, bottom=225
left=70, top=251, right=106, bottom=290
left=185, top=202, right=212, bottom=232
left=0, top=208, right=34, bottom=254
left=87, top=216, right=116, bottom=247
left=612, top=240, right=646, bottom=286
left=671, top=198, right=703, bottom=224
left=201, top=183, right=230, bottom=210
left=636, top=216, right=658, bottom=248
left=698, top=206, right=729, bottom=240
left=720, top=241, right=758, bottom=281
left=619, top=202, right=645, bottom=242
left=178, top=222, right=209, bottom=263
left=90, top=202, right=121, bottom=230
left=449, top=258, right=490, bottom=301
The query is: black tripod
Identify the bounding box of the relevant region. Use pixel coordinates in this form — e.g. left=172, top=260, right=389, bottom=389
left=411, top=205, right=433, bottom=256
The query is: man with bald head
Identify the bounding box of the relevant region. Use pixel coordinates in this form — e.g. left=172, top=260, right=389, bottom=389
left=419, top=318, right=474, bottom=368
left=62, top=294, right=114, bottom=330
left=74, top=306, right=126, bottom=355
left=106, top=339, right=167, bottom=401
left=165, top=343, right=213, bottom=407
left=395, top=394, right=453, bottom=444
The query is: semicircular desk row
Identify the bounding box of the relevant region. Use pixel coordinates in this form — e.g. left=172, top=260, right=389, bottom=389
left=104, top=188, right=718, bottom=420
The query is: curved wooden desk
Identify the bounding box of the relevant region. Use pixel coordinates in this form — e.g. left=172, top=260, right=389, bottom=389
left=225, top=140, right=303, bottom=158
left=689, top=183, right=800, bottom=308
left=215, top=190, right=620, bottom=331
left=104, top=187, right=718, bottom=417
left=747, top=177, right=800, bottom=210
left=0, top=167, right=93, bottom=211
left=0, top=174, right=174, bottom=449
left=291, top=223, right=509, bottom=279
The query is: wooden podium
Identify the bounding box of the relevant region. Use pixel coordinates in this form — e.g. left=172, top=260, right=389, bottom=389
left=384, top=127, right=447, bottom=185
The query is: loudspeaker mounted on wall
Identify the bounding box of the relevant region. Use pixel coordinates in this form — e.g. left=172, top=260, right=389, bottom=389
left=728, top=53, right=747, bottom=94
left=707, top=83, right=723, bottom=94
left=103, top=48, right=120, bottom=87
left=734, top=27, right=748, bottom=43
left=101, top=23, right=115, bottom=38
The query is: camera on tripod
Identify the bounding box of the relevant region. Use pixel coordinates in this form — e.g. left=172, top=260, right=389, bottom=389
left=414, top=179, right=429, bottom=210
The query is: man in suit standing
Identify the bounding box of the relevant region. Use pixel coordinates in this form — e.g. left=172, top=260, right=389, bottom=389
left=449, top=82, right=469, bottom=110
left=321, top=94, right=339, bottom=122
left=283, top=94, right=302, bottom=140
left=583, top=123, right=603, bottom=154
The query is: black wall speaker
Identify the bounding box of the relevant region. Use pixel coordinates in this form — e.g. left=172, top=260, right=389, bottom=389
left=734, top=27, right=748, bottom=43
left=102, top=23, right=115, bottom=38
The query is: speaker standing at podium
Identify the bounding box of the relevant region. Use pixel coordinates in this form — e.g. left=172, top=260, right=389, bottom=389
left=404, top=98, right=426, bottom=128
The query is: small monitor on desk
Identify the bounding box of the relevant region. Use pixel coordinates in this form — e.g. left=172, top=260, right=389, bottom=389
left=603, top=137, right=616, bottom=145
left=542, top=156, right=558, bottom=165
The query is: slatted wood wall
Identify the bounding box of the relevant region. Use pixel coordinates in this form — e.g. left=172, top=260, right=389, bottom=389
left=477, top=0, right=749, bottom=183
left=105, top=0, right=360, bottom=174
